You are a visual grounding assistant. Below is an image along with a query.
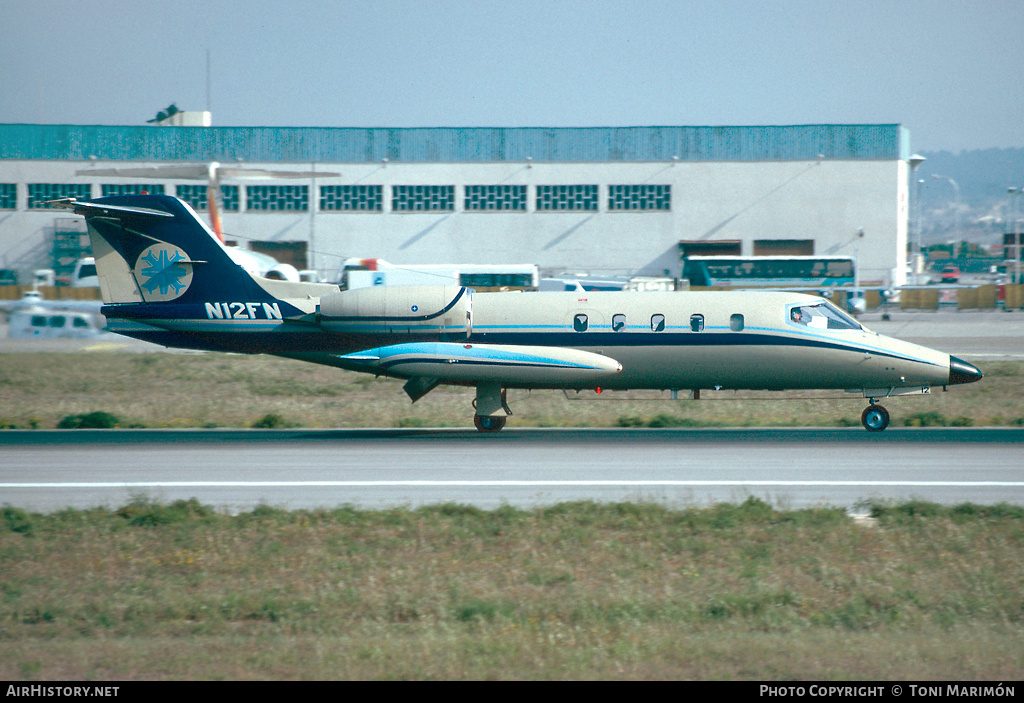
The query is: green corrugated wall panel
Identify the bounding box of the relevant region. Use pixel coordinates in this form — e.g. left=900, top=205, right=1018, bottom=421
left=1, top=124, right=908, bottom=163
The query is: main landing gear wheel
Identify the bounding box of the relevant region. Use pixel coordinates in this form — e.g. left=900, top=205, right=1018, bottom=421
left=861, top=404, right=890, bottom=432
left=474, top=415, right=507, bottom=432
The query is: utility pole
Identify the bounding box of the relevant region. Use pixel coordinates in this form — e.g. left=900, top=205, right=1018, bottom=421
left=908, top=155, right=926, bottom=266
left=932, top=174, right=961, bottom=257
left=1010, top=187, right=1021, bottom=285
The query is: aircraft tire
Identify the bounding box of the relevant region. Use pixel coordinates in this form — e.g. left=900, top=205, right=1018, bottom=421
left=861, top=404, right=890, bottom=432
left=473, top=414, right=507, bottom=432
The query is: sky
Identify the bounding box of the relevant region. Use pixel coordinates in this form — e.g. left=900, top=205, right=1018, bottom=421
left=1, top=0, right=1022, bottom=153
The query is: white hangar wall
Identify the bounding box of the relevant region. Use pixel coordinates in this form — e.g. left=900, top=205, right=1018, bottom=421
left=0, top=124, right=911, bottom=286
left=284, top=158, right=905, bottom=284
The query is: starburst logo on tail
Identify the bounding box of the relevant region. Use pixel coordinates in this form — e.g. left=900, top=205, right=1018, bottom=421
left=134, top=244, right=194, bottom=301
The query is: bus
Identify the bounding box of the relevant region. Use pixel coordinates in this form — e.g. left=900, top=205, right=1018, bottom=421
left=683, top=256, right=855, bottom=288
left=337, top=258, right=539, bottom=292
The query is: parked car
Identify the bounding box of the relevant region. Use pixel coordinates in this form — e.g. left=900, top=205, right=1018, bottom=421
left=941, top=265, right=960, bottom=283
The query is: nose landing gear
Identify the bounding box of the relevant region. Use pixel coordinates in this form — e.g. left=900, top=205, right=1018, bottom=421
left=473, top=414, right=507, bottom=432
left=861, top=402, right=890, bottom=432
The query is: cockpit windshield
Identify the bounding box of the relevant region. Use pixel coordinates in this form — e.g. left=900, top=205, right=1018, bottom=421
left=788, top=301, right=862, bottom=331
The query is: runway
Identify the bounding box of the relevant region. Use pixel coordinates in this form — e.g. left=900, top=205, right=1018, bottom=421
left=2, top=310, right=1022, bottom=513
left=2, top=428, right=1022, bottom=513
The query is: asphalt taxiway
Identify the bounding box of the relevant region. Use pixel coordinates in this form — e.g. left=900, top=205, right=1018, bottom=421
left=2, top=428, right=1022, bottom=513
left=2, top=309, right=1022, bottom=513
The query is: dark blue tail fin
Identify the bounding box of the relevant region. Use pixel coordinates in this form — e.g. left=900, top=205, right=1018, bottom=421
left=63, top=194, right=275, bottom=305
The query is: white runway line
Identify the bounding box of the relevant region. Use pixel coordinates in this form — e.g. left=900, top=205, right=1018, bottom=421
left=4, top=480, right=1024, bottom=489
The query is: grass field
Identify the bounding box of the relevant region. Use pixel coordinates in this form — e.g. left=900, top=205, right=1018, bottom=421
left=0, top=352, right=1022, bottom=430
left=1, top=499, right=1023, bottom=680
left=2, top=352, right=1022, bottom=679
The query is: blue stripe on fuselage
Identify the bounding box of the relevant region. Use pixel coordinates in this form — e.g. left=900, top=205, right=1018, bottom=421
left=469, top=328, right=942, bottom=367
left=102, top=314, right=942, bottom=368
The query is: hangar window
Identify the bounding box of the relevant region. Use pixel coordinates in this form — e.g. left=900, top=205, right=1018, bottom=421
left=101, top=184, right=165, bottom=197
left=573, top=314, right=589, bottom=332
left=690, top=314, right=704, bottom=332
left=247, top=185, right=309, bottom=212
left=609, top=184, right=671, bottom=211
left=392, top=185, right=455, bottom=212
left=321, top=185, right=383, bottom=212
left=730, top=314, right=744, bottom=331
left=612, top=313, right=626, bottom=331
left=0, top=184, right=18, bottom=210
left=465, top=185, right=526, bottom=211
left=754, top=239, right=814, bottom=256
left=176, top=185, right=240, bottom=212
left=536, top=185, right=598, bottom=211
left=651, top=314, right=666, bottom=332
left=27, top=184, right=92, bottom=209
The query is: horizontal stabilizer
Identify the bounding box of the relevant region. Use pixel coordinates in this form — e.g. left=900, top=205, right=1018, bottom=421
left=337, top=342, right=622, bottom=386
left=46, top=198, right=175, bottom=220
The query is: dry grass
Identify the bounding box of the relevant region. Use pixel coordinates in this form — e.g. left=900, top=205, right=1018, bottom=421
left=1, top=499, right=1022, bottom=680
left=0, top=352, right=1021, bottom=430
left=3, top=353, right=1021, bottom=679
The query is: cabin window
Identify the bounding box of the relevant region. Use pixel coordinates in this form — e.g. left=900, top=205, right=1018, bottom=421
left=730, top=314, right=744, bottom=331
left=690, top=314, right=704, bottom=332
left=73, top=317, right=90, bottom=328
left=612, top=314, right=626, bottom=331
left=48, top=316, right=66, bottom=328
left=788, top=303, right=860, bottom=330
left=31, top=316, right=46, bottom=327
left=573, top=313, right=589, bottom=332
left=651, top=314, right=666, bottom=332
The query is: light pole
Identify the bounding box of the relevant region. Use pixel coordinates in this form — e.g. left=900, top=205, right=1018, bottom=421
left=908, top=155, right=926, bottom=259
left=932, top=174, right=962, bottom=257
left=916, top=178, right=925, bottom=272
left=1010, top=187, right=1021, bottom=284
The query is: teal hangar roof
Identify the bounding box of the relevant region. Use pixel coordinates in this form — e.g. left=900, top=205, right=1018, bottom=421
left=0, top=124, right=910, bottom=163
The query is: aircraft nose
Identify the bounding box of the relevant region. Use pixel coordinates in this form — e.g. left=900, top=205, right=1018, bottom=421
left=948, top=356, right=983, bottom=385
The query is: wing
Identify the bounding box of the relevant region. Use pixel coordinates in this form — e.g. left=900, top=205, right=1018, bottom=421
left=337, top=341, right=621, bottom=387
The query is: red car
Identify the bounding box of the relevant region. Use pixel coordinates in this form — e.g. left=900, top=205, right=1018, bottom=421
left=941, top=265, right=960, bottom=283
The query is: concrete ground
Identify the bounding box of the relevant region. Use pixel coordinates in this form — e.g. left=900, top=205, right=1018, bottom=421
left=859, top=309, right=1024, bottom=360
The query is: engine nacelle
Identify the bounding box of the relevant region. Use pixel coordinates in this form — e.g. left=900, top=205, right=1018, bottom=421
left=317, top=285, right=472, bottom=338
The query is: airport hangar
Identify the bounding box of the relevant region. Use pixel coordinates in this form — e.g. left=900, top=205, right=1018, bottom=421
left=0, top=123, right=912, bottom=286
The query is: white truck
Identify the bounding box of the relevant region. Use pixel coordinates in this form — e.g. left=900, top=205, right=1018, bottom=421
left=338, top=258, right=538, bottom=291
left=70, top=258, right=98, bottom=287
left=339, top=259, right=460, bottom=289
